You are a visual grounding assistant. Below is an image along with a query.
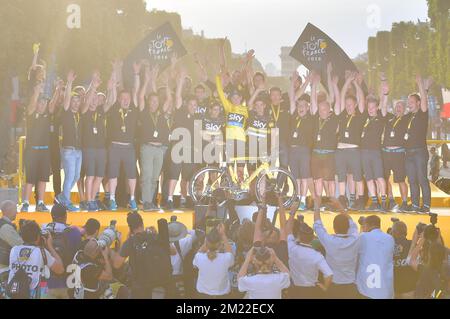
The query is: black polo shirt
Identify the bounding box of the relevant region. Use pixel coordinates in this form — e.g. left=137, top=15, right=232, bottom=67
left=289, top=113, right=314, bottom=148
left=360, top=111, right=387, bottom=150
left=139, top=110, right=171, bottom=146
left=107, top=103, right=139, bottom=144
left=383, top=113, right=409, bottom=148
left=202, top=116, right=225, bottom=141
left=60, top=109, right=81, bottom=148
left=269, top=103, right=291, bottom=144
left=171, top=109, right=199, bottom=148
left=337, top=110, right=365, bottom=146
left=27, top=112, right=50, bottom=147
left=81, top=110, right=106, bottom=149
left=312, top=113, right=339, bottom=150
left=404, top=110, right=428, bottom=149
left=247, top=111, right=272, bottom=140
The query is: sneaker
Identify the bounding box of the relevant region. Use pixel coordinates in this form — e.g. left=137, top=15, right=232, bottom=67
left=380, top=201, right=388, bottom=213
left=387, top=200, right=396, bottom=211
left=366, top=202, right=382, bottom=212
left=67, top=203, right=80, bottom=212
left=143, top=202, right=159, bottom=212
left=87, top=201, right=98, bottom=212
left=418, top=206, right=430, bottom=214
left=96, top=199, right=106, bottom=211
left=338, top=196, right=348, bottom=210
left=129, top=199, right=138, bottom=212
left=36, top=203, right=49, bottom=212
left=398, top=202, right=409, bottom=213
left=404, top=205, right=420, bottom=213
left=79, top=201, right=88, bottom=211
left=166, top=200, right=174, bottom=210
left=298, top=202, right=307, bottom=211
left=109, top=199, right=118, bottom=211
left=20, top=203, right=29, bottom=213
left=54, top=193, right=67, bottom=206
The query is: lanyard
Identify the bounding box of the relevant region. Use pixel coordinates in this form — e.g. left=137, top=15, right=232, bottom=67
left=406, top=113, right=417, bottom=133
left=346, top=114, right=355, bottom=131
left=392, top=116, right=402, bottom=130
left=119, top=108, right=127, bottom=129
left=271, top=104, right=280, bottom=124
left=92, top=112, right=98, bottom=127
left=295, top=116, right=303, bottom=130
left=318, top=117, right=328, bottom=134
left=74, top=112, right=80, bottom=129
left=150, top=111, right=159, bottom=127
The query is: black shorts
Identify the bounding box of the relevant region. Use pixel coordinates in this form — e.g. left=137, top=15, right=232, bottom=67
left=361, top=149, right=384, bottom=181
left=25, top=148, right=51, bottom=184
left=168, top=162, right=199, bottom=181
left=382, top=149, right=406, bottom=183
left=83, top=148, right=106, bottom=178
left=107, top=144, right=137, bottom=179
left=335, top=148, right=363, bottom=182
left=311, top=151, right=335, bottom=181
left=289, top=145, right=312, bottom=179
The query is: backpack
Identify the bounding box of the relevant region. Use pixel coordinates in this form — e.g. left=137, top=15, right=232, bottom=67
left=130, top=232, right=172, bottom=290
left=7, top=247, right=47, bottom=299
left=174, top=241, right=197, bottom=298
left=45, top=223, right=72, bottom=270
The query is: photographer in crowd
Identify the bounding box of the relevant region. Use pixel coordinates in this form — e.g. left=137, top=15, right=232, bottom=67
left=7, top=220, right=64, bottom=299
left=79, top=218, right=101, bottom=249
left=313, top=206, right=360, bottom=298
left=237, top=246, right=290, bottom=299
left=41, top=204, right=82, bottom=299
left=71, top=239, right=114, bottom=299
left=193, top=224, right=234, bottom=298
left=0, top=201, right=23, bottom=271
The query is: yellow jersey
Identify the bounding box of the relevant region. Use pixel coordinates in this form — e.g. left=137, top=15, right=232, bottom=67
left=216, top=76, right=248, bottom=142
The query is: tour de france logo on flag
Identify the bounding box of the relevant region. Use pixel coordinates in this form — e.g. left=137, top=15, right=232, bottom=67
left=148, top=33, right=175, bottom=61
left=302, top=36, right=328, bottom=63
left=290, top=22, right=367, bottom=92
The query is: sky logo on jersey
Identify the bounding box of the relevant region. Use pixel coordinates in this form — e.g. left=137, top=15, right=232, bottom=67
left=228, top=113, right=244, bottom=127
left=205, top=122, right=221, bottom=132
left=196, top=106, right=207, bottom=115
left=252, top=120, right=267, bottom=129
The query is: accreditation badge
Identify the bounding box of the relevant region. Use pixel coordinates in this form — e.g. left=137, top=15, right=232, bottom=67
left=344, top=131, right=350, bottom=138
left=121, top=126, right=126, bottom=133
left=361, top=132, right=365, bottom=139
left=404, top=133, right=409, bottom=140
left=390, top=131, right=395, bottom=138
left=50, top=125, right=54, bottom=133
left=153, top=131, right=159, bottom=138
left=292, top=132, right=298, bottom=139
left=93, top=127, right=98, bottom=135
left=317, top=134, right=321, bottom=142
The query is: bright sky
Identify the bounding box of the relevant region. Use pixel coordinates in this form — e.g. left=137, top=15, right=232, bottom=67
left=145, top=0, right=428, bottom=69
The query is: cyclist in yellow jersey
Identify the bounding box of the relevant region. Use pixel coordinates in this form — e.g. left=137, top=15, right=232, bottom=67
left=216, top=75, right=249, bottom=181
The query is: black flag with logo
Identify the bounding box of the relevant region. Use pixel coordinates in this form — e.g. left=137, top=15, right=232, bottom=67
left=290, top=23, right=367, bottom=92
left=124, top=22, right=187, bottom=86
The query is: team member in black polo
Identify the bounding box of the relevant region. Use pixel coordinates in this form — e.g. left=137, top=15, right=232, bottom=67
left=105, top=63, right=140, bottom=212
left=383, top=100, right=409, bottom=212
left=21, top=82, right=52, bottom=213
left=246, top=93, right=272, bottom=175
left=138, top=66, right=172, bottom=212
left=55, top=71, right=83, bottom=212
left=336, top=73, right=366, bottom=210
left=404, top=75, right=433, bottom=213
left=310, top=73, right=341, bottom=211
left=360, top=92, right=388, bottom=212
left=288, top=92, right=314, bottom=211
left=80, top=72, right=108, bottom=212
left=201, top=100, right=225, bottom=167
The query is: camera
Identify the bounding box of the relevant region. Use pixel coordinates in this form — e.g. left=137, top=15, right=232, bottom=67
left=97, top=220, right=120, bottom=249
left=429, top=213, right=438, bottom=226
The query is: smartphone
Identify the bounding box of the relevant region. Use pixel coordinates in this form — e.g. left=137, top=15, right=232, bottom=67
left=205, top=216, right=224, bottom=235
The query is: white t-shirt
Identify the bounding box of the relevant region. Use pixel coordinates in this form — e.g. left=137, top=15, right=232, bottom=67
left=8, top=245, right=56, bottom=290
left=193, top=252, right=234, bottom=296
left=171, top=231, right=196, bottom=276
left=287, top=235, right=333, bottom=287
left=238, top=273, right=290, bottom=299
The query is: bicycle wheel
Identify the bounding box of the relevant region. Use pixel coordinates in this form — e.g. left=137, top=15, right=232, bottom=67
left=189, top=167, right=233, bottom=204
left=255, top=168, right=298, bottom=208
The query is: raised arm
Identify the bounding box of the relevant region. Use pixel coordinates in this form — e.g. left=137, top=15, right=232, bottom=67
left=138, top=64, right=151, bottom=112
left=48, top=79, right=64, bottom=114
left=327, top=62, right=335, bottom=104
left=310, top=72, right=320, bottom=115
left=332, top=75, right=341, bottom=115
left=63, top=71, right=76, bottom=111
left=132, top=62, right=142, bottom=108
left=27, top=82, right=44, bottom=115
left=353, top=73, right=366, bottom=114
left=380, top=74, right=389, bottom=117
left=175, top=68, right=186, bottom=110
left=253, top=206, right=267, bottom=243
left=218, top=37, right=228, bottom=75
left=340, top=72, right=355, bottom=116
left=162, top=74, right=173, bottom=114
left=289, top=71, right=299, bottom=115
left=417, top=75, right=432, bottom=113
left=248, top=87, right=264, bottom=110
left=294, top=72, right=311, bottom=101
left=237, top=248, right=254, bottom=279
left=216, top=74, right=231, bottom=112
left=104, top=64, right=118, bottom=113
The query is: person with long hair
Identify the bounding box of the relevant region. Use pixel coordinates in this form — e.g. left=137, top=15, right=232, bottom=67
left=193, top=224, right=234, bottom=298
